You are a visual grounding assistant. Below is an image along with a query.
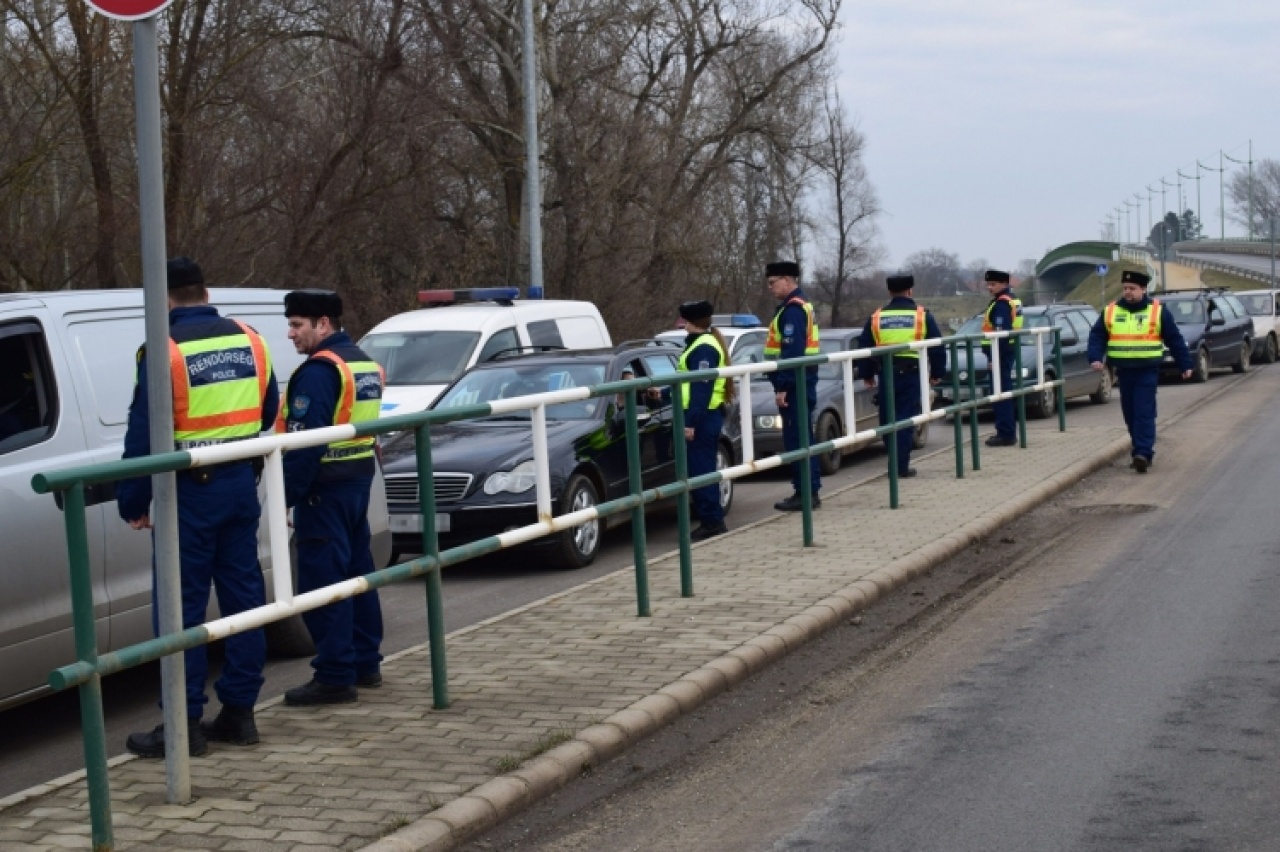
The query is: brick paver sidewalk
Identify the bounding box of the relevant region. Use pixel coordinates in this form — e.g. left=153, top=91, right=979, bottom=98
left=0, top=423, right=1129, bottom=851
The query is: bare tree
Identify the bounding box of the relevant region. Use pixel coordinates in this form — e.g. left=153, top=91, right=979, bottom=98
left=1227, top=159, right=1280, bottom=236
left=903, top=247, right=963, bottom=297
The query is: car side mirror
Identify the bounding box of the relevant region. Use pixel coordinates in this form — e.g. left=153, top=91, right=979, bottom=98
left=1210, top=315, right=1225, bottom=327
left=1059, top=335, right=1079, bottom=347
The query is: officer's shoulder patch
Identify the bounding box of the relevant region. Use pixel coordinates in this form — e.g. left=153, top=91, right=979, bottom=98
left=292, top=395, right=311, bottom=416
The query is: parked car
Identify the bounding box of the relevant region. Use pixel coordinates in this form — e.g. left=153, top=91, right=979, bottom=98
left=941, top=303, right=1110, bottom=418
left=741, top=329, right=928, bottom=475
left=1235, top=289, right=1280, bottom=364
left=379, top=344, right=741, bottom=569
left=1158, top=290, right=1253, bottom=382
left=0, top=288, right=392, bottom=710
left=360, top=288, right=612, bottom=417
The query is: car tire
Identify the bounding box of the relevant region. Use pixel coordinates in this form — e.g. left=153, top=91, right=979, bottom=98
left=1264, top=334, right=1278, bottom=365
left=912, top=420, right=929, bottom=450
left=716, top=442, right=734, bottom=516
left=551, top=474, right=601, bottom=569
left=1192, top=347, right=1210, bottom=383
left=1089, top=367, right=1111, bottom=404
left=1027, top=375, right=1056, bottom=419
left=1232, top=340, right=1251, bottom=373
left=816, top=411, right=842, bottom=476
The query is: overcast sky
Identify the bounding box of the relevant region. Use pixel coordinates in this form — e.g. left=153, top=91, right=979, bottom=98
left=835, top=0, right=1279, bottom=271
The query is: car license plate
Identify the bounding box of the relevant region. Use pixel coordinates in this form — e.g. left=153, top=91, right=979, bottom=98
left=389, top=514, right=450, bottom=534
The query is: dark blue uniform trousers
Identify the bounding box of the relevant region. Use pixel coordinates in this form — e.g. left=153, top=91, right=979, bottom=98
left=1116, top=366, right=1160, bottom=460
left=687, top=408, right=725, bottom=526
left=879, top=370, right=921, bottom=474
left=990, top=347, right=1016, bottom=439
left=152, top=463, right=266, bottom=718
left=781, top=380, right=822, bottom=494
left=295, top=477, right=384, bottom=686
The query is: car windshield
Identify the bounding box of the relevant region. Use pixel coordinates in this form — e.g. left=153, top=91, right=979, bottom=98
left=1165, top=300, right=1206, bottom=325
left=1239, top=294, right=1273, bottom=316
left=360, top=331, right=480, bottom=386
left=434, top=362, right=607, bottom=420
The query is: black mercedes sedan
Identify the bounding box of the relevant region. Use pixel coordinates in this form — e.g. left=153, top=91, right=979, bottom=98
left=380, top=344, right=739, bottom=569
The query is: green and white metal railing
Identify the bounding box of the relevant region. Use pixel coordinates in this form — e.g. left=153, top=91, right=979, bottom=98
left=30, top=326, right=1064, bottom=850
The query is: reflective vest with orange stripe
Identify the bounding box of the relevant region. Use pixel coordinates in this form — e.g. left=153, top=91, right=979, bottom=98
left=763, top=295, right=820, bottom=358
left=166, top=318, right=271, bottom=449
left=871, top=306, right=926, bottom=361
left=982, top=292, right=1023, bottom=347
left=1104, top=299, right=1163, bottom=363
left=278, top=347, right=385, bottom=463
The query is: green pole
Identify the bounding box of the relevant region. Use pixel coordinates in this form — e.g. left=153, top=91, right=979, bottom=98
left=966, top=338, right=981, bottom=470
left=882, top=352, right=899, bottom=509
left=624, top=390, right=651, bottom=615
left=950, top=340, right=964, bottom=479
left=414, top=425, right=449, bottom=709
left=1014, top=335, right=1027, bottom=448
left=1054, top=328, right=1068, bottom=431
left=795, top=366, right=814, bottom=545
left=670, top=383, right=694, bottom=596
left=63, top=482, right=114, bottom=851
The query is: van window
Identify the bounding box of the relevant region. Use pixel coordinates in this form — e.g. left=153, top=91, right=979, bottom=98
left=0, top=322, right=58, bottom=454
left=555, top=316, right=605, bottom=348
left=361, top=331, right=480, bottom=386
left=476, top=327, right=519, bottom=363
left=527, top=320, right=565, bottom=349
left=67, top=315, right=146, bottom=427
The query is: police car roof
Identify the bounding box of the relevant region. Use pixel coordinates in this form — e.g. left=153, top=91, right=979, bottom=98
left=366, top=299, right=600, bottom=337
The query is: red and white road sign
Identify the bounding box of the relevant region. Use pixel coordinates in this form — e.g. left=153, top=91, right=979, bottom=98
left=84, top=0, right=175, bottom=21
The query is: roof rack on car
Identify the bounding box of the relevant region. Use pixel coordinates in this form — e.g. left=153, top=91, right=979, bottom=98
left=418, top=287, right=521, bottom=307
left=485, top=345, right=568, bottom=361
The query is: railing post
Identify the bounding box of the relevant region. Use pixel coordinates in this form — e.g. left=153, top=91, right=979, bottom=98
left=624, top=389, right=651, bottom=616
left=738, top=368, right=755, bottom=465
left=670, top=383, right=694, bottom=596
left=1014, top=335, right=1027, bottom=448
left=64, top=481, right=114, bottom=851
left=950, top=340, right=964, bottom=479
left=414, top=424, right=449, bottom=710
left=966, top=338, right=981, bottom=471
left=882, top=352, right=899, bottom=509
left=1054, top=328, right=1068, bottom=431
left=795, top=365, right=815, bottom=545
left=262, top=448, right=293, bottom=608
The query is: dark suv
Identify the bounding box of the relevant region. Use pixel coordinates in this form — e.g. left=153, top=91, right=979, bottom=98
left=1157, top=290, right=1253, bottom=382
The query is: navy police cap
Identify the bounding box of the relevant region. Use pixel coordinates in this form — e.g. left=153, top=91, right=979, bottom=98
left=284, top=289, right=343, bottom=318
left=166, top=256, right=204, bottom=289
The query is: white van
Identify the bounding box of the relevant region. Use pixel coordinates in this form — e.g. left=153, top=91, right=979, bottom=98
left=0, top=288, right=392, bottom=711
left=1236, top=289, right=1280, bottom=364
left=360, top=289, right=612, bottom=416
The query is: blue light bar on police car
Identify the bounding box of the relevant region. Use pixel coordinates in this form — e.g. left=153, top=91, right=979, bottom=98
left=711, top=313, right=761, bottom=328
left=418, top=287, right=521, bottom=306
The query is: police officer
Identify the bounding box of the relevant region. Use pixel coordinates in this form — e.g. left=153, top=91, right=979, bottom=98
left=982, top=269, right=1021, bottom=447
left=1087, top=270, right=1192, bottom=472
left=280, top=290, right=387, bottom=705
left=763, top=261, right=822, bottom=511
left=119, top=257, right=278, bottom=757
left=651, top=300, right=733, bottom=539
left=857, top=274, right=945, bottom=477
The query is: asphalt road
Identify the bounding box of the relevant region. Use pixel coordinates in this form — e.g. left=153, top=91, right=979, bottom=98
left=0, top=373, right=1234, bottom=799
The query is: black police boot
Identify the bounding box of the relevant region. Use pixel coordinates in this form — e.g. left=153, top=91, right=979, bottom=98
left=985, top=434, right=1017, bottom=447
left=899, top=468, right=918, bottom=478
left=126, top=719, right=207, bottom=759
left=356, top=671, right=383, bottom=688
left=1132, top=455, right=1150, bottom=474
left=284, top=678, right=358, bottom=706
left=691, top=523, right=728, bottom=541
left=774, top=493, right=821, bottom=512
left=201, top=704, right=259, bottom=746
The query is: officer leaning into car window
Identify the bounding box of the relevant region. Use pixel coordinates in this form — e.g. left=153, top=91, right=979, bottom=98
left=1088, top=270, right=1192, bottom=473
left=118, top=257, right=279, bottom=758
left=649, top=300, right=734, bottom=539
left=763, top=260, right=822, bottom=511
left=857, top=274, right=945, bottom=478
left=982, top=269, right=1021, bottom=447
left=279, top=290, right=387, bottom=706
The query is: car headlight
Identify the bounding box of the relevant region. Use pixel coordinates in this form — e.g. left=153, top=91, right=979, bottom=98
left=754, top=415, right=783, bottom=429
left=483, top=460, right=537, bottom=495
left=1020, top=367, right=1031, bottom=378
left=957, top=370, right=968, bottom=381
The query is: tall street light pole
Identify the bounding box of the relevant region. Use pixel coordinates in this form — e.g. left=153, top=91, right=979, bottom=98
left=521, top=0, right=544, bottom=296
left=1160, top=177, right=1175, bottom=235
left=1146, top=185, right=1156, bottom=240
left=1178, top=168, right=1200, bottom=238
left=1199, top=159, right=1224, bottom=240
left=1134, top=192, right=1145, bottom=239
left=1125, top=199, right=1138, bottom=243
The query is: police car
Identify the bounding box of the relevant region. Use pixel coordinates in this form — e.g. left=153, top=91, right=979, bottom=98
left=654, top=313, right=768, bottom=365
left=359, top=288, right=611, bottom=416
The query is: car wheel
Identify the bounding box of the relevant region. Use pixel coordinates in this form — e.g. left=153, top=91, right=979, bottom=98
left=1192, top=347, right=1210, bottom=383
left=912, top=419, right=929, bottom=450
left=1232, top=340, right=1251, bottom=373
left=551, top=474, right=601, bottom=569
left=1089, top=366, right=1112, bottom=404
left=716, top=442, right=734, bottom=516
left=816, top=411, right=842, bottom=476
left=1264, top=335, right=1278, bottom=365
left=1027, top=375, right=1056, bottom=419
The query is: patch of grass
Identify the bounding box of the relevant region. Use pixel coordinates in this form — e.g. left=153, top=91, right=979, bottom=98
left=380, top=814, right=413, bottom=837
left=491, top=729, right=577, bottom=774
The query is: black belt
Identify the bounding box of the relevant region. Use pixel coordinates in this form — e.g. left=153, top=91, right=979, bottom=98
left=180, top=459, right=254, bottom=485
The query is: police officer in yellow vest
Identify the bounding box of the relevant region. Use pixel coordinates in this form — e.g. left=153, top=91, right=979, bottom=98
left=651, top=300, right=734, bottom=539
left=982, top=269, right=1023, bottom=447
left=1087, top=270, right=1192, bottom=473
left=119, top=257, right=279, bottom=757
left=764, top=260, right=822, bottom=511
left=280, top=290, right=387, bottom=705
left=857, top=274, right=945, bottom=477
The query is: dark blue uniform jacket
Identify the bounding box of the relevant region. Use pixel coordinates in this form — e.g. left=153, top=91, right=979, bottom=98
left=856, top=297, right=947, bottom=381
left=1087, top=296, right=1193, bottom=371
left=767, top=287, right=817, bottom=393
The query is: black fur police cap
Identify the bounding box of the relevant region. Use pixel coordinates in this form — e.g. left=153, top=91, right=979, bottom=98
left=1121, top=270, right=1151, bottom=287
left=766, top=260, right=800, bottom=279
left=887, top=274, right=914, bottom=293
left=166, top=257, right=204, bottom=289
left=679, top=300, right=714, bottom=322
left=284, top=289, right=343, bottom=319
left=984, top=269, right=1011, bottom=284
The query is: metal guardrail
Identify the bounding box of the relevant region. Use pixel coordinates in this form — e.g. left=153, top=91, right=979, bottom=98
left=30, top=327, right=1064, bottom=850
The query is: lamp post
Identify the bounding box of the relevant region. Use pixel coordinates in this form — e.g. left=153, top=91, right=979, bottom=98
left=1115, top=206, right=1126, bottom=243
left=1225, top=143, right=1255, bottom=239
left=520, top=0, right=544, bottom=295
left=1160, top=177, right=1176, bottom=238
left=1158, top=225, right=1169, bottom=293
left=1125, top=199, right=1138, bottom=244
left=1134, top=192, right=1145, bottom=239
left=1199, top=159, right=1224, bottom=240
left=1146, top=185, right=1156, bottom=241
left=1178, top=167, right=1199, bottom=238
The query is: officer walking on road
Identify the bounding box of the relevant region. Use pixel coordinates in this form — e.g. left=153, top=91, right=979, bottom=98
left=280, top=290, right=387, bottom=705
left=650, top=300, right=734, bottom=539
left=119, top=257, right=278, bottom=757
left=858, top=274, right=945, bottom=478
left=1087, top=270, right=1192, bottom=473
left=764, top=261, right=822, bottom=511
left=982, top=269, right=1021, bottom=447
